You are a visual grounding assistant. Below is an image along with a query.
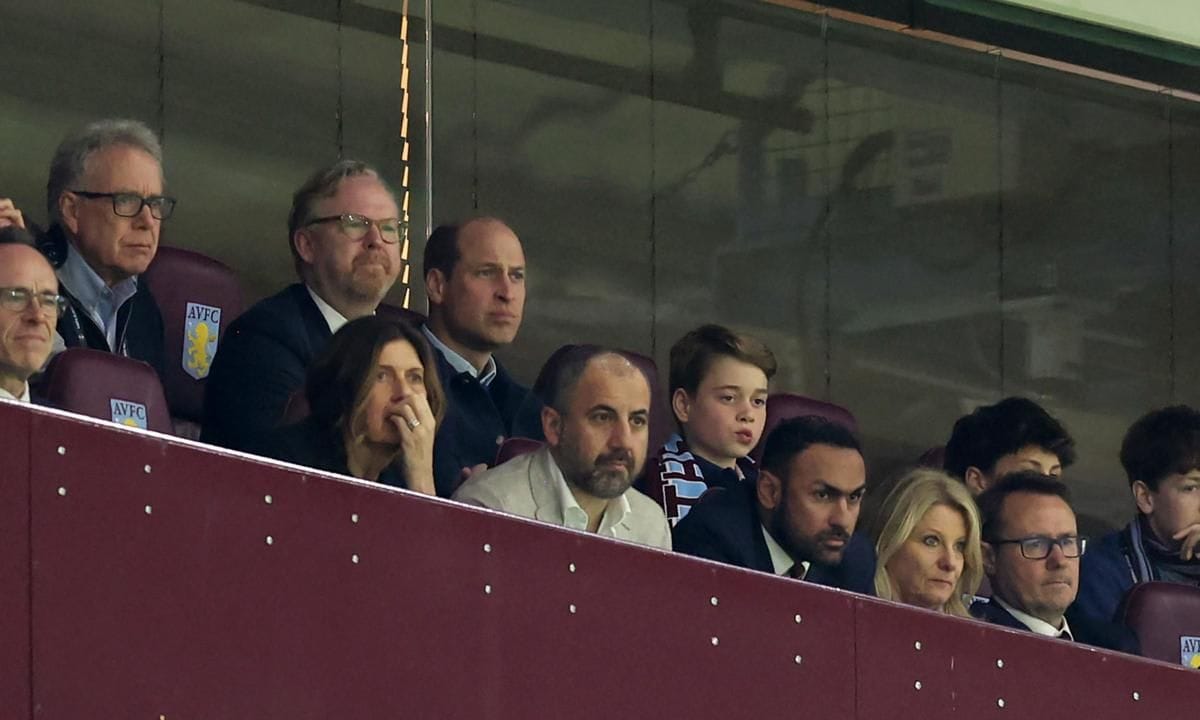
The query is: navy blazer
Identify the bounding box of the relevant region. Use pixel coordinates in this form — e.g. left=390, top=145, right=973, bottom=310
left=202, top=284, right=331, bottom=450
left=672, top=481, right=877, bottom=594
left=970, top=598, right=1140, bottom=655
left=428, top=340, right=544, bottom=498
left=247, top=417, right=405, bottom=488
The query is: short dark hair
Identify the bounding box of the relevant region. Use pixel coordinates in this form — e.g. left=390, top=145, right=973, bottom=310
left=534, top=344, right=650, bottom=414
left=287, top=160, right=393, bottom=274
left=305, top=315, right=445, bottom=443
left=943, top=397, right=1075, bottom=479
left=422, top=223, right=461, bottom=281
left=1120, top=405, right=1200, bottom=492
left=977, top=471, right=1072, bottom=542
left=0, top=225, right=38, bottom=247
left=760, top=415, right=862, bottom=480
left=422, top=216, right=512, bottom=287
left=668, top=323, right=777, bottom=402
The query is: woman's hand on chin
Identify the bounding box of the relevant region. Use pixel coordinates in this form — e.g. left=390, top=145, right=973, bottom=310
left=390, top=394, right=437, bottom=495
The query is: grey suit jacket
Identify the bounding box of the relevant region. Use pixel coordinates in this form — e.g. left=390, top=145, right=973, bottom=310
left=453, top=447, right=671, bottom=550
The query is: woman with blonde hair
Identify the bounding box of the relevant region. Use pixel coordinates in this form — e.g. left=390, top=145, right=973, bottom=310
left=870, top=467, right=983, bottom=616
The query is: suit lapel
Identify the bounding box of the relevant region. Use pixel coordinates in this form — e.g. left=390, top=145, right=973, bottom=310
left=529, top=448, right=564, bottom=525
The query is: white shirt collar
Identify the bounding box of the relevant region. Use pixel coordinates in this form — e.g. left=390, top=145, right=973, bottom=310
left=0, top=382, right=31, bottom=403
left=761, top=524, right=809, bottom=578
left=305, top=285, right=351, bottom=334
left=421, top=324, right=497, bottom=387
left=548, top=451, right=630, bottom=535
left=993, top=595, right=1073, bottom=639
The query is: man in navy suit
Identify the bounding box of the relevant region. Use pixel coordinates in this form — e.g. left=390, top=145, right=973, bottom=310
left=202, top=160, right=403, bottom=449
left=970, top=472, right=1139, bottom=654
left=420, top=219, right=543, bottom=496
left=673, top=415, right=876, bottom=594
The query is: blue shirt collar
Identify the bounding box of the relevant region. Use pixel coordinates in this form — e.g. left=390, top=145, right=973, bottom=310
left=57, top=242, right=139, bottom=350
left=421, top=324, right=497, bottom=387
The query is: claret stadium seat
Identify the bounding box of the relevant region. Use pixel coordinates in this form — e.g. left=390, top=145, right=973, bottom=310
left=1120, top=581, right=1200, bottom=667
left=750, top=392, right=859, bottom=462
left=39, top=348, right=174, bottom=434
left=141, top=246, right=245, bottom=437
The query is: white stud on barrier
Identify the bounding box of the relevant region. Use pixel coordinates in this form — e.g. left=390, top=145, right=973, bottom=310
left=996, top=659, right=1005, bottom=669
left=1132, top=692, right=1141, bottom=701
left=710, top=637, right=719, bottom=646
left=914, top=681, right=922, bottom=691
left=483, top=543, right=492, bottom=553
left=143, top=464, right=152, bottom=474
left=264, top=495, right=273, bottom=505
left=710, top=596, right=719, bottom=607
left=57, top=446, right=66, bottom=456
left=997, top=699, right=1006, bottom=709
left=794, top=655, right=803, bottom=665
left=144, top=505, right=152, bottom=515
left=568, top=562, right=576, bottom=573
left=794, top=614, right=803, bottom=624
left=57, top=487, right=67, bottom=496
left=351, top=513, right=359, bottom=524
left=569, top=604, right=577, bottom=614
left=351, top=554, right=360, bottom=564
left=484, top=584, right=492, bottom=594
left=265, top=535, right=274, bottom=546
left=914, top=641, right=922, bottom=651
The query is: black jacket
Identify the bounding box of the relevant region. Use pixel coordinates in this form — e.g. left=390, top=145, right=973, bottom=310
left=672, top=481, right=877, bottom=594
left=247, top=416, right=405, bottom=488
left=202, top=284, right=331, bottom=450
left=970, top=598, right=1140, bottom=655
left=57, top=278, right=166, bottom=380
left=428, top=341, right=543, bottom=498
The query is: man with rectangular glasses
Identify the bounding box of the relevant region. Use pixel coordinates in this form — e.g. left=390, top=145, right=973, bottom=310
left=44, top=118, right=170, bottom=378
left=971, top=471, right=1138, bottom=654
left=0, top=228, right=63, bottom=403
left=202, top=159, right=403, bottom=451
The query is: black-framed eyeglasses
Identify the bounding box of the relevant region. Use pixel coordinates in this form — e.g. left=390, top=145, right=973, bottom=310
left=304, top=214, right=406, bottom=244
left=70, top=190, right=177, bottom=220
left=0, top=287, right=69, bottom=316
left=990, top=535, right=1087, bottom=560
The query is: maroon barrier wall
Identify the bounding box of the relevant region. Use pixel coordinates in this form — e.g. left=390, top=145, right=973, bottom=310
left=1, top=401, right=1197, bottom=717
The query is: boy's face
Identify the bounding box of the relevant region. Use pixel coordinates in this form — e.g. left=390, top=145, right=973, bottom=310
left=672, top=356, right=769, bottom=468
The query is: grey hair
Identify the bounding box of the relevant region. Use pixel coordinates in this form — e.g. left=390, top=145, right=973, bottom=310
left=286, top=159, right=395, bottom=276
left=46, top=119, right=164, bottom=225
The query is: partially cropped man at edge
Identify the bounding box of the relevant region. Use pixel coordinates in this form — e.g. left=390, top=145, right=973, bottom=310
left=421, top=218, right=542, bottom=496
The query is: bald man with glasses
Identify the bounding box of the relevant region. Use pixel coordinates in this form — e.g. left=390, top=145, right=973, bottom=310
left=202, top=159, right=404, bottom=451
left=0, top=229, right=63, bottom=403
left=44, top=118, right=171, bottom=378
left=971, top=471, right=1138, bottom=654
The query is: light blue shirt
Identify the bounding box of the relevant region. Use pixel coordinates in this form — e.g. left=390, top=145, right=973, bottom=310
left=421, top=325, right=497, bottom=387
left=57, top=242, right=138, bottom=352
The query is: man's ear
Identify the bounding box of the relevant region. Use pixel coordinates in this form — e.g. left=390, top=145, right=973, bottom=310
left=426, top=268, right=447, bottom=305
left=981, top=542, right=997, bottom=576
left=59, top=193, right=81, bottom=235
left=1132, top=480, right=1155, bottom=515
left=541, top=405, right=563, bottom=446
left=757, top=469, right=782, bottom=511
left=293, top=229, right=317, bottom=265
left=964, top=467, right=989, bottom=496
left=671, top=388, right=691, bottom=425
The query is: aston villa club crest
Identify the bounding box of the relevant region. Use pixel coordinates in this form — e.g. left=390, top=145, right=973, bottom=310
left=110, top=398, right=148, bottom=429
left=183, top=302, right=221, bottom=380
left=1183, top=636, right=1200, bottom=669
